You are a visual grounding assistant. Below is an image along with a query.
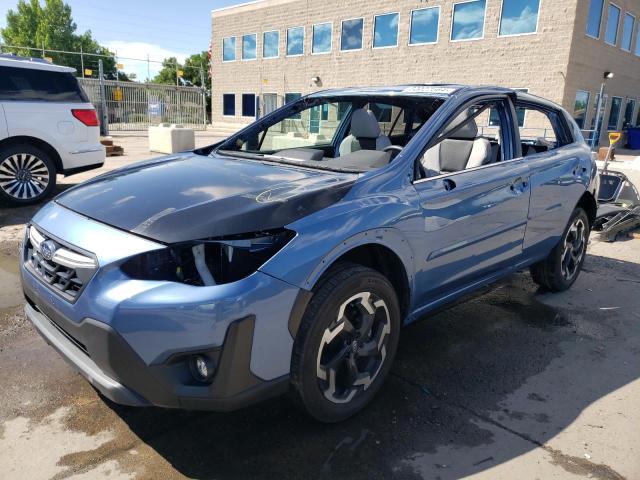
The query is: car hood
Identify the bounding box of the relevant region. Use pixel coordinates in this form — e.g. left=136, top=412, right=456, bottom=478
left=56, top=152, right=356, bottom=243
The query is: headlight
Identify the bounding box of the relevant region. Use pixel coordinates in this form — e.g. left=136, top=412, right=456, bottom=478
left=121, top=228, right=294, bottom=286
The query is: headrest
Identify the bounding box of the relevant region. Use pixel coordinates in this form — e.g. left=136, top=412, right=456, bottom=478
left=350, top=109, right=381, bottom=138
left=448, top=110, right=478, bottom=140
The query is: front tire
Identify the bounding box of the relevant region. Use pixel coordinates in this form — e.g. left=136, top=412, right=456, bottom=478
left=0, top=144, right=57, bottom=206
left=530, top=207, right=590, bottom=292
left=290, top=263, right=401, bottom=423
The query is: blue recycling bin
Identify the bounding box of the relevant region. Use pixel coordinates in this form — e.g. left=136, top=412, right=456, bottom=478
left=627, top=127, right=640, bottom=150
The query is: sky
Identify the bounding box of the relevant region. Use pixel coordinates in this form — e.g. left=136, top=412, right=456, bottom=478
left=0, top=0, right=248, bottom=79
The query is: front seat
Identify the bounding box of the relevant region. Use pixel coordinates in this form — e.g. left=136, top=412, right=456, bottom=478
left=421, top=112, right=492, bottom=174
left=339, top=109, right=391, bottom=156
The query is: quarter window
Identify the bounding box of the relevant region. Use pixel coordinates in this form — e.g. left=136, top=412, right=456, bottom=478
left=604, top=4, right=621, bottom=46
left=341, top=18, right=364, bottom=51
left=242, top=34, right=257, bottom=60
left=263, top=31, right=279, bottom=58
left=608, top=96, right=623, bottom=130
left=586, top=0, right=604, bottom=38
left=223, top=94, right=235, bottom=116
left=242, top=94, right=256, bottom=117
left=451, top=0, right=486, bottom=41
left=223, top=37, right=236, bottom=62
left=621, top=13, right=635, bottom=51
left=499, top=0, right=540, bottom=36
left=410, top=7, right=440, bottom=45
left=373, top=13, right=399, bottom=48
left=287, top=27, right=305, bottom=56
left=312, top=23, right=332, bottom=54
left=573, top=90, right=590, bottom=129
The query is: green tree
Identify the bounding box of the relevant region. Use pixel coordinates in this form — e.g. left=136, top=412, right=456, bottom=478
left=152, top=52, right=210, bottom=89
left=1, top=0, right=125, bottom=80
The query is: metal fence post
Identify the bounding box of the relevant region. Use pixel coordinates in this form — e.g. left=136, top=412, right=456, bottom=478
left=98, top=59, right=109, bottom=136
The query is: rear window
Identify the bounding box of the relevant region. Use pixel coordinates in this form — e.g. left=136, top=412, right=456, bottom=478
left=0, top=66, right=88, bottom=102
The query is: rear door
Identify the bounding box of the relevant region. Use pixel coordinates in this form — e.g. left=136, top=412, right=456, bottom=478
left=517, top=102, right=590, bottom=254
left=411, top=96, right=531, bottom=307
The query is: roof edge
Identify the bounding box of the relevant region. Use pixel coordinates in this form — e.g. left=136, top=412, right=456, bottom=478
left=211, top=0, right=295, bottom=16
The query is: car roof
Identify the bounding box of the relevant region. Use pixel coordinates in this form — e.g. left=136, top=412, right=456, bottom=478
left=308, top=84, right=566, bottom=111
left=0, top=54, right=76, bottom=73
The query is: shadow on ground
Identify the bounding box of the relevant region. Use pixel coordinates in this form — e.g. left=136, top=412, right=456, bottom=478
left=97, top=255, right=638, bottom=480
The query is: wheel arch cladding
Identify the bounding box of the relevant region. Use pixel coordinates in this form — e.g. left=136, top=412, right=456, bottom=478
left=0, top=136, right=63, bottom=173
left=577, top=191, right=597, bottom=228
left=286, top=231, right=413, bottom=337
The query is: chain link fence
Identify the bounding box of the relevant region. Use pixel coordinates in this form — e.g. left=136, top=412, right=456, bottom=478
left=78, top=78, right=207, bottom=132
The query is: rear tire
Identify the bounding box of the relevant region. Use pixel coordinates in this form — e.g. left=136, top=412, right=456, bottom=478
left=290, top=263, right=401, bottom=423
left=0, top=143, right=57, bottom=206
left=530, top=207, right=590, bottom=292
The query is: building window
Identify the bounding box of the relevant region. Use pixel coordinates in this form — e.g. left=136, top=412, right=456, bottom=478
left=242, top=34, right=257, bottom=60
left=286, top=26, right=304, bottom=56
left=573, top=90, right=590, bottom=129
left=636, top=27, right=640, bottom=55
left=621, top=13, right=635, bottom=51
left=223, top=94, right=235, bottom=116
left=608, top=96, right=623, bottom=130
left=586, top=0, right=604, bottom=38
left=604, top=4, right=621, bottom=46
left=285, top=92, right=302, bottom=119
left=373, top=13, right=399, bottom=48
left=312, top=22, right=332, bottom=54
left=451, top=0, right=486, bottom=41
left=263, top=31, right=279, bottom=58
left=341, top=18, right=364, bottom=51
left=499, top=0, right=540, bottom=36
left=222, top=37, right=236, bottom=62
left=623, top=98, right=637, bottom=127
left=410, top=7, right=440, bottom=45
left=242, top=94, right=256, bottom=117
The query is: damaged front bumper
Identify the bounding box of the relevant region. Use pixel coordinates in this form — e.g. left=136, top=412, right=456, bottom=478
left=20, top=202, right=304, bottom=411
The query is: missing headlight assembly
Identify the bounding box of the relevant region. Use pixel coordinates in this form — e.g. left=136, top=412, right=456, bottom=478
left=121, top=229, right=295, bottom=286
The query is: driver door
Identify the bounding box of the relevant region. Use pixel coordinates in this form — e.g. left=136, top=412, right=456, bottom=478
left=411, top=96, right=531, bottom=307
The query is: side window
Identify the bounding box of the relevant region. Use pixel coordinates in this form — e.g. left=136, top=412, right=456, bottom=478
left=0, top=66, right=87, bottom=102
left=419, top=99, right=509, bottom=177
left=367, top=103, right=404, bottom=136
left=516, top=103, right=574, bottom=156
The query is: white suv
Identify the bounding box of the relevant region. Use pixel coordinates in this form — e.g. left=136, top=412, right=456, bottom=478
left=0, top=54, right=105, bottom=205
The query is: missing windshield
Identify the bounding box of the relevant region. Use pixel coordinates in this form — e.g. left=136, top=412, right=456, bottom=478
left=215, top=94, right=444, bottom=173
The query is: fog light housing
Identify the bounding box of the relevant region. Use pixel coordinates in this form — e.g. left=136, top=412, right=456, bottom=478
left=189, top=355, right=215, bottom=383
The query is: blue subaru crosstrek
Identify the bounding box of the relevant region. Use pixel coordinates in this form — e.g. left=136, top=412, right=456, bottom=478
left=21, top=86, right=598, bottom=422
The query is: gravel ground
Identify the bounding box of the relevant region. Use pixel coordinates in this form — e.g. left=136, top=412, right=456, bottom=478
left=0, top=138, right=638, bottom=479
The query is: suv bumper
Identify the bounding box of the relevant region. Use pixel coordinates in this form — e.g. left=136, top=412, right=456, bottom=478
left=24, top=289, right=292, bottom=411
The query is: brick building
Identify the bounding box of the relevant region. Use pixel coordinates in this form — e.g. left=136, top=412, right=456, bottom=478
left=210, top=0, right=640, bottom=145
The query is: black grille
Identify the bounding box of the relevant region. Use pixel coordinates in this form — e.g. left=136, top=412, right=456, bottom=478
left=24, top=226, right=97, bottom=303
left=29, top=249, right=84, bottom=299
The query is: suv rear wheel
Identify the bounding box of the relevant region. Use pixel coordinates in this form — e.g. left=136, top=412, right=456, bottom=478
left=0, top=143, right=56, bottom=206
left=290, top=263, right=401, bottom=422
left=530, top=207, right=590, bottom=292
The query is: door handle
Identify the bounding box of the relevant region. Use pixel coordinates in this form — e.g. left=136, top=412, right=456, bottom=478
left=443, top=179, right=456, bottom=191
left=510, top=177, right=528, bottom=194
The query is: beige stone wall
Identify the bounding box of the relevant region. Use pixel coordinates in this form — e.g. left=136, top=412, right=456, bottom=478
left=209, top=0, right=636, bottom=141
left=565, top=0, right=640, bottom=145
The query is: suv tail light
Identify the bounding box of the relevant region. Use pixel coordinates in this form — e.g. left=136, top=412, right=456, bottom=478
left=71, top=109, right=99, bottom=127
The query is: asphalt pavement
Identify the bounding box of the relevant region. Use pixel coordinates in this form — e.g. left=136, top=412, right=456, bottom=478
left=0, top=137, right=638, bottom=479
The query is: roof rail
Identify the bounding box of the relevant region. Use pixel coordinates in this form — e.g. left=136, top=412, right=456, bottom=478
left=0, top=53, right=52, bottom=64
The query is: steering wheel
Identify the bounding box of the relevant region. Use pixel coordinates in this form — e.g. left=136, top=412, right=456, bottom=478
left=383, top=145, right=404, bottom=162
